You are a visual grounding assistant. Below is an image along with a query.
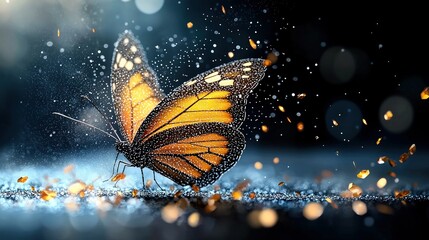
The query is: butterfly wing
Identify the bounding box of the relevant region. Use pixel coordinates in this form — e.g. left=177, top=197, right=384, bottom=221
left=131, top=58, right=266, bottom=186
left=111, top=31, right=164, bottom=143
left=141, top=122, right=245, bottom=187
left=133, top=58, right=266, bottom=144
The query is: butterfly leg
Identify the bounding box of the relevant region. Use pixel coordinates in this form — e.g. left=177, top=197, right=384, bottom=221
left=103, top=152, right=120, bottom=182
left=140, top=168, right=146, bottom=190
left=153, top=170, right=164, bottom=191
left=113, top=161, right=131, bottom=187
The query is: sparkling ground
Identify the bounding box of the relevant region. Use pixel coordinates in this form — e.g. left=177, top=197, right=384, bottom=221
left=1, top=147, right=428, bottom=239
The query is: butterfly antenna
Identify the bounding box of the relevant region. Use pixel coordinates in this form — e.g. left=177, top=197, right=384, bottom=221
left=52, top=112, right=119, bottom=141
left=80, top=95, right=122, bottom=142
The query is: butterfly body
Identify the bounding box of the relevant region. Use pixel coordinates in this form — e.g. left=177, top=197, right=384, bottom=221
left=110, top=31, right=266, bottom=187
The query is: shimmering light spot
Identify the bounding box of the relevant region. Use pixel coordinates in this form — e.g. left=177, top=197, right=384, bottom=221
left=187, top=212, right=200, bottom=227
left=161, top=204, right=182, bottom=223
left=377, top=178, right=387, bottom=188
left=259, top=209, right=278, bottom=228
left=303, top=202, right=324, bottom=220
left=135, top=0, right=164, bottom=14
left=379, top=96, right=413, bottom=133
left=352, top=201, right=367, bottom=215
left=254, top=161, right=263, bottom=170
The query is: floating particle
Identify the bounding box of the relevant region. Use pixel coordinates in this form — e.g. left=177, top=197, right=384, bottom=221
left=378, top=156, right=388, bottom=164
left=388, top=171, right=397, bottom=178
left=192, top=184, right=200, bottom=192
left=57, top=28, right=60, bottom=38
left=234, top=179, right=250, bottom=191
left=132, top=189, right=138, bottom=198
left=287, top=117, right=292, bottom=123
left=249, top=192, right=256, bottom=199
left=174, top=190, right=182, bottom=198
left=399, top=153, right=409, bottom=163
left=384, top=110, right=393, bottom=120
left=394, top=190, right=411, bottom=199
left=254, top=161, right=263, bottom=170
left=68, top=181, right=86, bottom=195
left=348, top=183, right=363, bottom=197
left=17, top=176, right=28, bottom=183
left=376, top=137, right=382, bottom=145
left=261, top=125, right=268, bottom=133
left=278, top=105, right=285, bottom=112
left=209, top=193, right=222, bottom=202
left=30, top=186, right=35, bottom=191
left=332, top=120, right=339, bottom=126
left=303, top=202, right=324, bottom=220
left=188, top=212, right=200, bottom=227
left=297, top=93, right=306, bottom=99
left=232, top=191, right=243, bottom=200
left=266, top=52, right=278, bottom=65
left=297, top=122, right=304, bottom=132
left=278, top=181, right=285, bottom=186
left=420, top=87, right=429, bottom=99
left=388, top=159, right=397, bottom=167
left=259, top=209, right=278, bottom=228
left=377, top=178, right=387, bottom=189
left=325, top=197, right=338, bottom=209
left=187, top=22, right=193, bottom=29
left=228, top=51, right=234, bottom=58
left=376, top=204, right=394, bottom=215
left=357, top=170, right=370, bottom=179
left=112, top=173, right=126, bottom=181
left=92, top=28, right=96, bottom=33
left=221, top=5, right=226, bottom=14
left=249, top=38, right=257, bottom=49
left=64, top=164, right=75, bottom=173
left=161, top=204, right=182, bottom=223
left=352, top=201, right=367, bottom=215
left=40, top=189, right=57, bottom=201
left=273, top=157, right=280, bottom=164
left=408, top=144, right=416, bottom=155
left=263, top=59, right=272, bottom=66
left=146, top=179, right=153, bottom=188
left=362, top=118, right=368, bottom=125
left=79, top=191, right=85, bottom=198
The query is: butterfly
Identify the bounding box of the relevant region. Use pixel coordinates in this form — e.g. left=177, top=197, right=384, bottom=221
left=103, top=30, right=266, bottom=188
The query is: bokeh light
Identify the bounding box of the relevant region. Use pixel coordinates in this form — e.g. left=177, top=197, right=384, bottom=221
left=135, top=0, right=164, bottom=14
left=320, top=47, right=356, bottom=84
left=379, top=95, right=413, bottom=133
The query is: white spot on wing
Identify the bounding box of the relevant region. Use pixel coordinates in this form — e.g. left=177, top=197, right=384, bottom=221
left=119, top=58, right=127, bottom=68
left=125, top=61, right=134, bottom=71
left=242, top=62, right=252, bottom=67
left=219, top=79, right=234, bottom=86
left=116, top=53, right=122, bottom=63
left=241, top=75, right=249, bottom=79
left=130, top=45, right=138, bottom=53
left=204, top=71, right=219, bottom=79
left=123, top=38, right=129, bottom=46
left=113, top=63, right=118, bottom=70
left=134, top=57, right=142, bottom=64
left=112, top=82, right=116, bottom=91
left=185, top=80, right=197, bottom=86
left=205, top=75, right=222, bottom=83
left=243, top=67, right=251, bottom=72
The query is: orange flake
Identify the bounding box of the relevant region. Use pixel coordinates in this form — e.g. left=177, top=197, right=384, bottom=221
left=174, top=190, right=183, bottom=198
left=348, top=183, right=363, bottom=197
left=187, top=22, right=193, bottom=29
left=388, top=159, right=397, bottom=167
left=357, top=170, right=370, bottom=179
left=362, top=118, right=368, bottom=125
left=384, top=110, right=393, bottom=120
left=399, top=153, right=409, bottom=163
left=68, top=181, right=86, bottom=195
left=79, top=191, right=85, bottom=198
left=394, top=190, right=410, bottom=199
left=146, top=179, right=153, bottom=188
left=297, top=122, right=304, bottom=132
left=408, top=144, right=416, bottom=155
left=17, top=176, right=28, bottom=183
left=57, top=28, right=60, bottom=38
left=261, top=125, right=269, bottom=133
left=376, top=204, right=394, bottom=215
left=263, top=59, right=272, bottom=66
left=114, top=192, right=123, bottom=206
left=249, top=192, right=256, bottom=199
left=278, top=105, right=285, bottom=112
left=111, top=173, right=126, bottom=182
left=192, top=184, right=200, bottom=192
left=332, top=120, right=339, bottom=126
left=64, top=164, right=74, bottom=174
left=388, top=171, right=397, bottom=178
left=376, top=137, right=382, bottom=145
left=234, top=179, right=250, bottom=191
left=420, top=87, right=429, bottom=100
left=297, top=93, right=307, bottom=99
left=92, top=28, right=96, bottom=33
left=227, top=51, right=234, bottom=58
left=30, top=186, right=35, bottom=191
left=232, top=191, right=243, bottom=200
left=378, top=156, right=388, bottom=164
left=209, top=193, right=222, bottom=202
left=221, top=5, right=226, bottom=14
left=249, top=38, right=257, bottom=49
left=132, top=189, right=138, bottom=198
left=325, top=197, right=338, bottom=209
left=278, top=181, right=285, bottom=186
left=86, top=184, right=94, bottom=191
left=41, top=189, right=57, bottom=201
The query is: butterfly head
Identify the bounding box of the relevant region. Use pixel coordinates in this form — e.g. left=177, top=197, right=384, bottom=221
left=115, top=141, right=147, bottom=167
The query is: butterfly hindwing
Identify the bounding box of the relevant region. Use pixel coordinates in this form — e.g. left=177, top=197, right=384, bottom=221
left=111, top=31, right=164, bottom=143
left=141, top=122, right=245, bottom=187
left=132, top=58, right=266, bottom=144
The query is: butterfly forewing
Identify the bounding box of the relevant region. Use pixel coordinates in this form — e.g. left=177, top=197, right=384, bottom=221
left=142, top=123, right=245, bottom=187
left=132, top=58, right=266, bottom=144
left=111, top=31, right=164, bottom=143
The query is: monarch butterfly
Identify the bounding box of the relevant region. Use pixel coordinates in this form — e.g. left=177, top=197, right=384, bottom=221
left=56, top=30, right=266, bottom=188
